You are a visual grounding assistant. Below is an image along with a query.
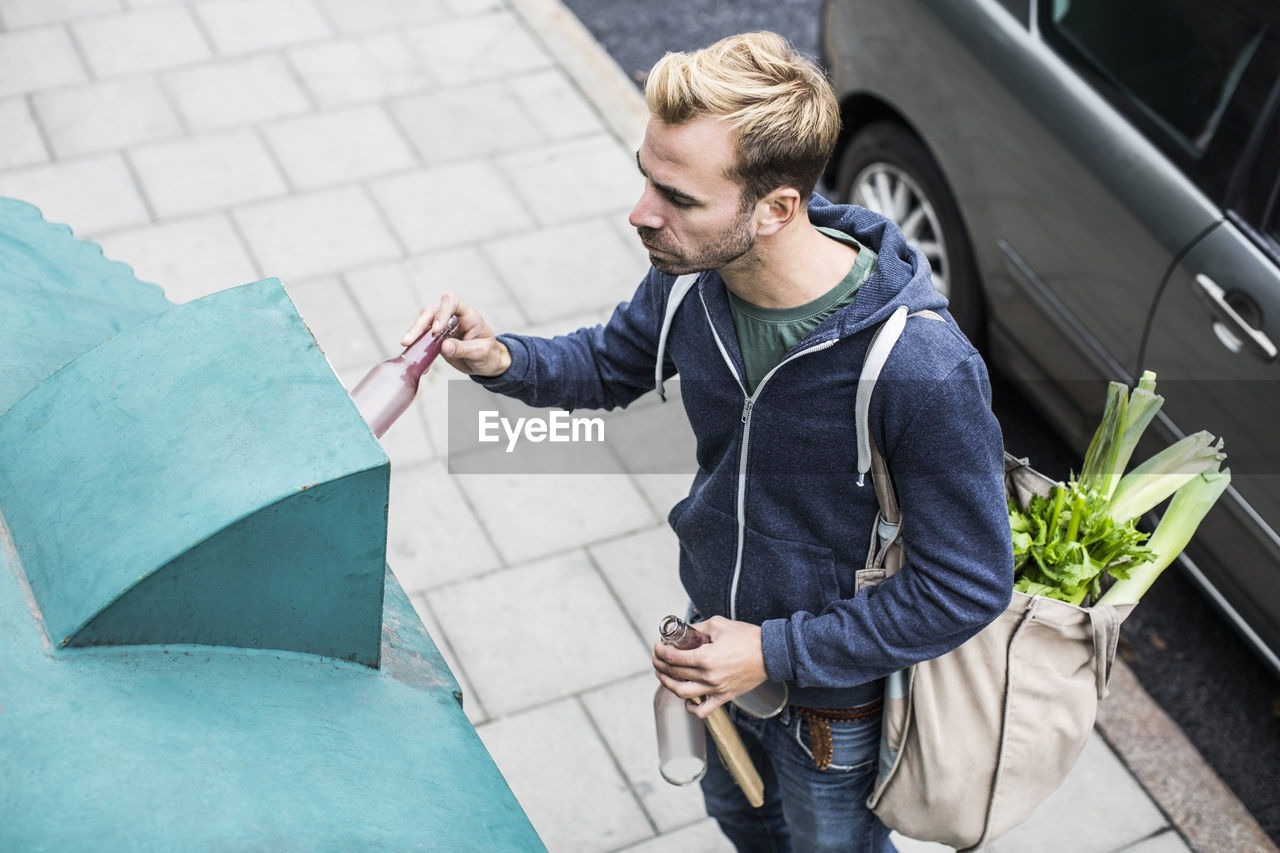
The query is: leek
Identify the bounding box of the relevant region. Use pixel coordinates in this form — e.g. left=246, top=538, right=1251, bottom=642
left=1077, top=381, right=1128, bottom=496
left=1104, top=431, right=1226, bottom=524
left=1098, top=468, right=1232, bottom=606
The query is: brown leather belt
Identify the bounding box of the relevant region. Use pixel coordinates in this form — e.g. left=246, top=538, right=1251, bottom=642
left=793, top=700, right=884, bottom=771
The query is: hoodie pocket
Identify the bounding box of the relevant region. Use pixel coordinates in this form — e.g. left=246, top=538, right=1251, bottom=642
left=737, top=526, right=839, bottom=624
left=670, top=492, right=738, bottom=616
left=671, top=492, right=840, bottom=622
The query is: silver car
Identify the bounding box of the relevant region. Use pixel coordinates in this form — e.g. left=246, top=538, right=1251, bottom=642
left=821, top=0, right=1280, bottom=673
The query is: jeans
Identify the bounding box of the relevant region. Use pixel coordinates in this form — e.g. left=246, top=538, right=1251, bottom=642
left=700, top=703, right=895, bottom=853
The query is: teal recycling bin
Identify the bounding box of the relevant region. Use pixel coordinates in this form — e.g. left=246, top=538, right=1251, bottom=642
left=0, top=198, right=543, bottom=851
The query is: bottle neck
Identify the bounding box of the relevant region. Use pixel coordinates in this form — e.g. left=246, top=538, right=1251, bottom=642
left=659, top=615, right=710, bottom=650
left=401, top=315, right=459, bottom=381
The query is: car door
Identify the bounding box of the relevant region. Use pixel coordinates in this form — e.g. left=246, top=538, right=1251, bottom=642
left=979, top=0, right=1274, bottom=448
left=1140, top=97, right=1280, bottom=669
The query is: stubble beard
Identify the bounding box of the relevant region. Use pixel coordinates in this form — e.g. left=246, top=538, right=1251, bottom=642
left=638, top=208, right=756, bottom=277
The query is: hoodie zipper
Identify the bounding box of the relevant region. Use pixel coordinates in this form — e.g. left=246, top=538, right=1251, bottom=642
left=699, top=290, right=840, bottom=620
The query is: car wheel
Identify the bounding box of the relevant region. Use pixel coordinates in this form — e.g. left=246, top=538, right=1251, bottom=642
left=835, top=121, right=983, bottom=344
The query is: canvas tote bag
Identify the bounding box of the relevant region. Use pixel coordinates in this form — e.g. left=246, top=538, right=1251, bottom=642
left=854, top=307, right=1134, bottom=850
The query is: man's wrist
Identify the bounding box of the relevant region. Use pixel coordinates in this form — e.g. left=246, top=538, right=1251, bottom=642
left=491, top=340, right=512, bottom=376
left=472, top=335, right=525, bottom=389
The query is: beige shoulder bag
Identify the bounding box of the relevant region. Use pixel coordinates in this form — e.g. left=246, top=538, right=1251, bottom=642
left=856, top=307, right=1134, bottom=850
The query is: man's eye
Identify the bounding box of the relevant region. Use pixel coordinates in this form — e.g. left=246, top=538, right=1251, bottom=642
left=667, top=195, right=694, bottom=209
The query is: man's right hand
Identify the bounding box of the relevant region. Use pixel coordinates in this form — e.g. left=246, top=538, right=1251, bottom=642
left=402, top=292, right=511, bottom=378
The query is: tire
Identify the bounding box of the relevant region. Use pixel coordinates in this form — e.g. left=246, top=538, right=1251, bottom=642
left=835, top=121, right=984, bottom=345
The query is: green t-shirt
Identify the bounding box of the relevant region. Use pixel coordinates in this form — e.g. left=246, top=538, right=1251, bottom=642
left=728, top=227, right=877, bottom=393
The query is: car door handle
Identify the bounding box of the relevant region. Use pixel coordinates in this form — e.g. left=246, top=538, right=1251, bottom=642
left=1192, top=274, right=1278, bottom=363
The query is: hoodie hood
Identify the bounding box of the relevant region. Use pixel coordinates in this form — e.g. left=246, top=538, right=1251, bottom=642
left=807, top=192, right=950, bottom=337
left=683, top=193, right=952, bottom=380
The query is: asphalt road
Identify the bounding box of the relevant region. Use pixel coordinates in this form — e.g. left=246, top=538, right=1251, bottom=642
left=561, top=0, right=1280, bottom=843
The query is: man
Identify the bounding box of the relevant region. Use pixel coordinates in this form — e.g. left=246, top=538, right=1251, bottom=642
left=404, top=32, right=1012, bottom=853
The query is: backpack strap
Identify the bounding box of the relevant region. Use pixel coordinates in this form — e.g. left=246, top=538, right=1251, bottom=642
left=856, top=307, right=910, bottom=488
left=857, top=308, right=945, bottom=575
left=857, top=308, right=944, bottom=486
left=654, top=273, right=701, bottom=402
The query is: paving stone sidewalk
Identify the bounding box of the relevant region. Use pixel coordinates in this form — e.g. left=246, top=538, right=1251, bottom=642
left=0, top=0, right=1227, bottom=850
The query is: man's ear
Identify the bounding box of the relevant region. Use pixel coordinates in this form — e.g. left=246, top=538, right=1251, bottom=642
left=755, top=187, right=802, bottom=236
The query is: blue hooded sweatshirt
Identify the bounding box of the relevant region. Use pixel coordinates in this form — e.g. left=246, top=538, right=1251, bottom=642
left=477, top=194, right=1013, bottom=709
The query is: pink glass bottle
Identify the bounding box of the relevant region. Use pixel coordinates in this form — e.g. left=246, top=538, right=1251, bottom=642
left=350, top=315, right=461, bottom=438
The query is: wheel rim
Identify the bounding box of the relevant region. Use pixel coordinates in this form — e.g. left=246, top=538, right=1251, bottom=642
left=849, top=162, right=950, bottom=299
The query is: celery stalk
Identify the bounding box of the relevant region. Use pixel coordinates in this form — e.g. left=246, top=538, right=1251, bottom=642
left=1064, top=491, right=1087, bottom=542
left=1047, top=484, right=1066, bottom=533
left=1104, top=431, right=1226, bottom=524
left=1098, top=468, right=1232, bottom=606
left=1100, top=371, right=1164, bottom=500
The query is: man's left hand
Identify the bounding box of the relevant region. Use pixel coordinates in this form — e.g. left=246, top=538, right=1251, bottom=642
left=652, top=616, right=769, bottom=719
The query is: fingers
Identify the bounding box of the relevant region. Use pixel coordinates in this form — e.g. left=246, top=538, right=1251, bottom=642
left=400, top=292, right=467, bottom=347
left=441, top=330, right=511, bottom=377
left=396, top=294, right=510, bottom=377
left=653, top=641, right=701, bottom=675
left=401, top=311, right=430, bottom=347
left=450, top=296, right=491, bottom=339
left=655, top=670, right=693, bottom=696
left=652, top=622, right=769, bottom=718
left=654, top=660, right=707, bottom=685
left=653, top=643, right=712, bottom=687
left=654, top=671, right=727, bottom=720
left=440, top=335, right=487, bottom=362
left=400, top=306, right=439, bottom=347
left=655, top=671, right=705, bottom=705
left=689, top=693, right=728, bottom=719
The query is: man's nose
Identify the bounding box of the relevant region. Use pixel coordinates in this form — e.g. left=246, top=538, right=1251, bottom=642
left=628, top=187, right=662, bottom=230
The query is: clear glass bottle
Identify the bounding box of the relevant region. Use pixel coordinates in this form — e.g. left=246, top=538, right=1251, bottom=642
left=654, top=615, right=767, bottom=806
left=350, top=315, right=461, bottom=438
left=653, top=683, right=707, bottom=785
left=654, top=615, right=710, bottom=785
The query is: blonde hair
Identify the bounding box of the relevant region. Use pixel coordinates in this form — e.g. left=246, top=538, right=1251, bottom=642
left=645, top=32, right=840, bottom=206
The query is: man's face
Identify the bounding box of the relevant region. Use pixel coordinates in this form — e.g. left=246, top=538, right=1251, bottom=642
left=629, top=116, right=757, bottom=277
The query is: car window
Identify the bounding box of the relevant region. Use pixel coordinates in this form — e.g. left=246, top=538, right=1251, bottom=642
left=1264, top=167, right=1280, bottom=252
left=1043, top=0, right=1270, bottom=159
left=1227, top=79, right=1280, bottom=259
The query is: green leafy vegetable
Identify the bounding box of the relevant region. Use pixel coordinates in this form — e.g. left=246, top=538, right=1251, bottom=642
left=1010, top=484, right=1152, bottom=606
left=1009, top=372, right=1228, bottom=607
